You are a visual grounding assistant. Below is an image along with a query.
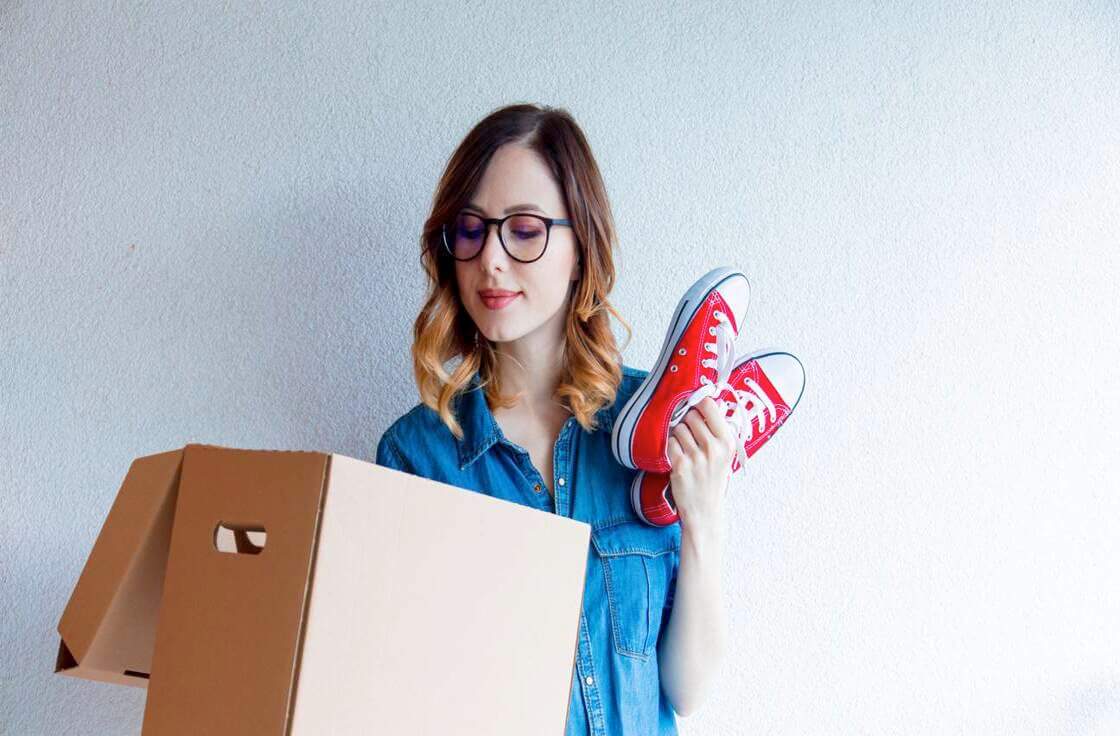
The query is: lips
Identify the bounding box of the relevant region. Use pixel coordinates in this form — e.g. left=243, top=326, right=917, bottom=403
left=479, top=289, right=521, bottom=310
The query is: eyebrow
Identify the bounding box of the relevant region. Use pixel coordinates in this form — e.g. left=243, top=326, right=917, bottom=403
left=463, top=202, right=544, bottom=215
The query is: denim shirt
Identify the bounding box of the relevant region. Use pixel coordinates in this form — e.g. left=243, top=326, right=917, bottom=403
left=374, top=364, right=681, bottom=735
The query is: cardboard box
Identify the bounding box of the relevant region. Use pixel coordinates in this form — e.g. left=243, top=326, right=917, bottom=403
left=56, top=443, right=591, bottom=734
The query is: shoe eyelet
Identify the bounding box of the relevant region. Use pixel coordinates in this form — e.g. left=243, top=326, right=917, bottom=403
left=669, top=365, right=678, bottom=373
left=708, top=327, right=716, bottom=335
left=677, top=348, right=686, bottom=356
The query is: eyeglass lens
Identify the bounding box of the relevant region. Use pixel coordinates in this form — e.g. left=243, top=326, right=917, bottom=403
left=448, top=212, right=549, bottom=261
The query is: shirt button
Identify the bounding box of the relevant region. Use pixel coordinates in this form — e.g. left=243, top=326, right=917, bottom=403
left=585, top=676, right=594, bottom=686
left=558, top=477, right=566, bottom=486
left=533, top=483, right=542, bottom=493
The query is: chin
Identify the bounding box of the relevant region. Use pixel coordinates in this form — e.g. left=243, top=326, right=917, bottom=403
left=478, top=322, right=524, bottom=343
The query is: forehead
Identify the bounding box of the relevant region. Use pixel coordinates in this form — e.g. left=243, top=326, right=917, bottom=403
left=470, top=144, right=566, bottom=215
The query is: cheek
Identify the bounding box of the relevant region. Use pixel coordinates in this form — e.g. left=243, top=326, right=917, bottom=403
left=453, top=269, right=473, bottom=301
left=531, top=268, right=575, bottom=310
left=542, top=239, right=578, bottom=280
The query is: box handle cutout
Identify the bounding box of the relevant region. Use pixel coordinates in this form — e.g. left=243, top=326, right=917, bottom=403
left=214, top=522, right=267, bottom=555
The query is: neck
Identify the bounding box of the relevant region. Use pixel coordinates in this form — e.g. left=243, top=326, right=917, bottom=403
left=490, top=301, right=569, bottom=412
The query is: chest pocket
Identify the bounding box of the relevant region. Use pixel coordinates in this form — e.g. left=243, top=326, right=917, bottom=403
left=591, top=520, right=680, bottom=660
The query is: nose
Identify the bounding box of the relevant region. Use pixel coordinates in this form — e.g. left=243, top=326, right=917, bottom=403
left=477, top=222, right=509, bottom=272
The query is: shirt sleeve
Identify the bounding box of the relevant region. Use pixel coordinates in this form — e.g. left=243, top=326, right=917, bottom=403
left=375, top=430, right=412, bottom=474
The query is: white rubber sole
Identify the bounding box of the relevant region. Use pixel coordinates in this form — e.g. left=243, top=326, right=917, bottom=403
left=630, top=472, right=646, bottom=523
left=612, top=266, right=750, bottom=470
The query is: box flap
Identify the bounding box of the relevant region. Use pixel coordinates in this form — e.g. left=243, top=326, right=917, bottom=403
left=142, top=444, right=330, bottom=735
left=55, top=448, right=184, bottom=687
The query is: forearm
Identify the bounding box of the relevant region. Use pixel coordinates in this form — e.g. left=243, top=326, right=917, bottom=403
left=657, top=521, right=729, bottom=717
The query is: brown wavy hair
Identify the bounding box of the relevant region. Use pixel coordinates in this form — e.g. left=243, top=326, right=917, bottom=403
left=412, top=103, right=633, bottom=440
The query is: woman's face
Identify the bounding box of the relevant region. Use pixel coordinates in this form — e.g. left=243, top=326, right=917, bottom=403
left=453, top=143, right=580, bottom=345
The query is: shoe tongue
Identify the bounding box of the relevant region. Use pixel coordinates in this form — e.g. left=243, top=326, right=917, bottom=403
left=733, top=359, right=784, bottom=405
left=714, top=293, right=738, bottom=333
left=716, top=386, right=739, bottom=412
left=729, top=362, right=759, bottom=397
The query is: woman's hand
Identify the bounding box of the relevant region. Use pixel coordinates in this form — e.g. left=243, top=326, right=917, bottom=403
left=659, top=396, right=734, bottom=716
left=666, top=396, right=738, bottom=536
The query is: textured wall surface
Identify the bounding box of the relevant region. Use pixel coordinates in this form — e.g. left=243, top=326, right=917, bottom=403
left=2, top=2, right=1119, bottom=734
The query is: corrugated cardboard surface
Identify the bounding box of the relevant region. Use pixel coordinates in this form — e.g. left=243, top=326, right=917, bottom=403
left=289, top=456, right=589, bottom=735
left=141, top=445, right=330, bottom=735
left=55, top=448, right=183, bottom=687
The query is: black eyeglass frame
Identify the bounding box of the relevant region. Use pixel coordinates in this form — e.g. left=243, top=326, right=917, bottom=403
left=440, top=211, right=573, bottom=264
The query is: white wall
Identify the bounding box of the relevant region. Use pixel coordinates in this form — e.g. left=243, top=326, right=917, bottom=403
left=2, top=2, right=1118, bottom=734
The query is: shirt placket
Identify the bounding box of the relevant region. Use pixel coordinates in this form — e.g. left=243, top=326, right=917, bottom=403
left=504, top=444, right=552, bottom=513
left=554, top=418, right=606, bottom=734
left=575, top=603, right=607, bottom=735
left=502, top=418, right=600, bottom=732
left=551, top=416, right=576, bottom=518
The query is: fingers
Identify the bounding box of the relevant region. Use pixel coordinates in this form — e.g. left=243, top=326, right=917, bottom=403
left=682, top=398, right=738, bottom=461
left=667, top=435, right=682, bottom=465
left=681, top=411, right=710, bottom=453
left=697, top=396, right=737, bottom=448
left=671, top=421, right=699, bottom=460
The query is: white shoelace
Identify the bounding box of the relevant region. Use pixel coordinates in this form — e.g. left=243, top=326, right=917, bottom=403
left=723, top=377, right=777, bottom=472
left=666, top=310, right=777, bottom=473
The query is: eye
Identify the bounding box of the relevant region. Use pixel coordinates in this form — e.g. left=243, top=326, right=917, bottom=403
left=454, top=213, right=485, bottom=240
left=507, top=214, right=545, bottom=241
left=512, top=227, right=543, bottom=240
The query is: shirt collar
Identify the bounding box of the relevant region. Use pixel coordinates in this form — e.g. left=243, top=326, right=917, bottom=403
left=455, top=372, right=503, bottom=470
left=454, top=371, right=616, bottom=470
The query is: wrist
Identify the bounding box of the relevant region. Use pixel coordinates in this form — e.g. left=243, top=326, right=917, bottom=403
left=679, top=515, right=725, bottom=559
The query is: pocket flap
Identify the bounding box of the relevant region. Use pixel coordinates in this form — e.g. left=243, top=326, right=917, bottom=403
left=591, top=520, right=680, bottom=558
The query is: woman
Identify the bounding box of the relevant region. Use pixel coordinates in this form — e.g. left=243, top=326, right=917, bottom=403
left=375, top=103, right=733, bottom=734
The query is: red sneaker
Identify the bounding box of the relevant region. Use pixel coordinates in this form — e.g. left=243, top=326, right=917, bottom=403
left=630, top=351, right=805, bottom=527
left=612, top=267, right=751, bottom=473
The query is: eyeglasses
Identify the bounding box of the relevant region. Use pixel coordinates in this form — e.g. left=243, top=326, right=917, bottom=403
left=441, top=210, right=572, bottom=263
